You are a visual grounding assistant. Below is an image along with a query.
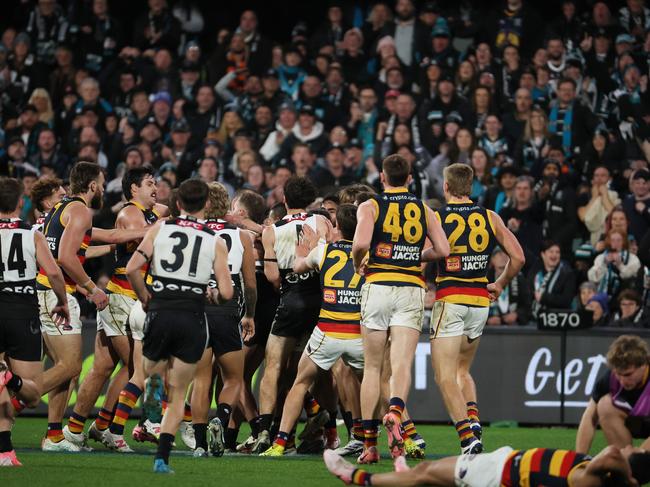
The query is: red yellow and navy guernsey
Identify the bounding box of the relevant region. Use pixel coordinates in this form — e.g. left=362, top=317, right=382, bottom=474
left=317, top=240, right=364, bottom=339
left=500, top=448, right=591, bottom=487
left=106, top=201, right=159, bottom=299
left=36, top=196, right=92, bottom=294
left=366, top=188, right=428, bottom=288
left=435, top=201, right=496, bottom=307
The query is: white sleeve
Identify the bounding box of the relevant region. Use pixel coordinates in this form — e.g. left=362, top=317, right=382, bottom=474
left=305, top=243, right=326, bottom=271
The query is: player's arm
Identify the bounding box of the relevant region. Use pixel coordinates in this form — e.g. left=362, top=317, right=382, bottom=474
left=85, top=245, right=114, bottom=259
left=585, top=445, right=638, bottom=487
left=262, top=225, right=280, bottom=289
left=315, top=213, right=334, bottom=242
left=422, top=207, right=450, bottom=261
left=487, top=211, right=525, bottom=299
left=294, top=239, right=324, bottom=274
left=91, top=226, right=149, bottom=244
left=352, top=200, right=375, bottom=274
left=153, top=203, right=170, bottom=218
left=576, top=399, right=599, bottom=454
left=58, top=204, right=108, bottom=310
left=240, top=230, right=257, bottom=343
left=34, top=231, right=69, bottom=325
left=212, top=238, right=234, bottom=304
left=125, top=224, right=159, bottom=308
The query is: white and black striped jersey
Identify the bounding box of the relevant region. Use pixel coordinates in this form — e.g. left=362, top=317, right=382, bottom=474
left=273, top=212, right=320, bottom=294
left=205, top=218, right=244, bottom=311
left=149, top=215, right=217, bottom=310
left=0, top=219, right=38, bottom=312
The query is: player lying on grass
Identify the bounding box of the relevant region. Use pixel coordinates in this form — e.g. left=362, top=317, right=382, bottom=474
left=324, top=443, right=650, bottom=487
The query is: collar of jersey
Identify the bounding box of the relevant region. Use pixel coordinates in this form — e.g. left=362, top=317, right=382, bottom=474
left=447, top=199, right=474, bottom=205
left=129, top=200, right=147, bottom=212
left=383, top=187, right=408, bottom=194
left=178, top=214, right=199, bottom=222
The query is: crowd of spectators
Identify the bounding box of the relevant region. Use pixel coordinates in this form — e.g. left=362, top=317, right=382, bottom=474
left=2, top=0, right=650, bottom=328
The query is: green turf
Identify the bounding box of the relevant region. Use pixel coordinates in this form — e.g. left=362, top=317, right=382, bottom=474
left=3, top=418, right=607, bottom=486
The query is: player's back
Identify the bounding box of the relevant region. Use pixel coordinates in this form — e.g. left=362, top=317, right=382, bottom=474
left=149, top=215, right=216, bottom=311
left=435, top=201, right=497, bottom=307
left=501, top=448, right=591, bottom=487
left=366, top=188, right=428, bottom=288
left=205, top=218, right=244, bottom=310
left=0, top=218, right=38, bottom=311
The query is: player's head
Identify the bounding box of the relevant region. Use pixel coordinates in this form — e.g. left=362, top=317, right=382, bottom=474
left=336, top=204, right=357, bottom=241
left=70, top=161, right=104, bottom=209
left=177, top=179, right=209, bottom=215
left=381, top=154, right=411, bottom=188
left=443, top=163, right=473, bottom=200
left=122, top=166, right=156, bottom=207
left=338, top=183, right=375, bottom=204
left=0, top=177, right=24, bottom=214
left=206, top=182, right=230, bottom=219
left=168, top=189, right=180, bottom=218
left=266, top=202, right=287, bottom=224
left=232, top=189, right=266, bottom=224
left=321, top=194, right=339, bottom=225
left=283, top=176, right=317, bottom=210
left=625, top=447, right=650, bottom=486
left=30, top=176, right=65, bottom=212
left=606, top=335, right=650, bottom=391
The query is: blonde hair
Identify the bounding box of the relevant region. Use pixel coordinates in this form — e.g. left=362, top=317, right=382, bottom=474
left=206, top=182, right=230, bottom=219
left=523, top=107, right=549, bottom=141
left=28, top=88, right=54, bottom=125
left=443, top=163, right=474, bottom=198
left=607, top=335, right=650, bottom=370
left=216, top=111, right=244, bottom=145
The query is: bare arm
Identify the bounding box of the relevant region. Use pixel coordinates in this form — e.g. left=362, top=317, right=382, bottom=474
left=153, top=203, right=170, bottom=218
left=352, top=201, right=375, bottom=274
left=576, top=399, right=599, bottom=454
left=316, top=214, right=334, bottom=242
left=262, top=225, right=280, bottom=289
left=422, top=207, right=450, bottom=261
left=239, top=230, right=257, bottom=343
left=212, top=238, right=234, bottom=303
left=91, top=225, right=148, bottom=244
left=85, top=245, right=114, bottom=259
left=125, top=225, right=159, bottom=308
left=34, top=231, right=69, bottom=325
left=487, top=211, right=526, bottom=299
left=585, top=446, right=638, bottom=487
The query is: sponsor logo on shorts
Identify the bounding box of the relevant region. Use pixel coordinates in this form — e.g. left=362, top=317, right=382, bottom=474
left=375, top=243, right=392, bottom=259
left=445, top=256, right=461, bottom=272
left=323, top=289, right=337, bottom=304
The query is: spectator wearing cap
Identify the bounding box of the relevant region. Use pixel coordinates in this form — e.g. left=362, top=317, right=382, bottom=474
left=259, top=102, right=297, bottom=162
left=514, top=106, right=551, bottom=176
left=623, top=169, right=650, bottom=241
left=6, top=104, right=47, bottom=157
left=24, top=0, right=69, bottom=66
left=529, top=239, right=577, bottom=319
left=309, top=2, right=349, bottom=56
left=29, top=128, right=68, bottom=177
left=535, top=157, right=578, bottom=257
left=260, top=68, right=287, bottom=114
left=312, top=145, right=354, bottom=196
left=480, top=0, right=543, bottom=59
left=177, top=59, right=203, bottom=102
left=162, top=118, right=197, bottom=182
left=420, top=73, right=473, bottom=134
left=78, top=0, right=124, bottom=74
left=582, top=27, right=616, bottom=95
left=563, top=54, right=599, bottom=113
left=0, top=137, right=40, bottom=178
left=585, top=292, right=609, bottom=326
left=429, top=22, right=459, bottom=74
left=276, top=104, right=329, bottom=161
left=618, top=1, right=650, bottom=40
left=235, top=10, right=272, bottom=76
left=379, top=0, right=429, bottom=70
left=150, top=91, right=172, bottom=134
left=133, top=0, right=181, bottom=51
left=577, top=165, right=621, bottom=245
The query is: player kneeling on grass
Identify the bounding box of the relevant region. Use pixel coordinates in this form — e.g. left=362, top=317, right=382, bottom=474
left=261, top=204, right=365, bottom=457
left=324, top=444, right=650, bottom=487
left=126, top=179, right=233, bottom=474
left=576, top=335, right=650, bottom=454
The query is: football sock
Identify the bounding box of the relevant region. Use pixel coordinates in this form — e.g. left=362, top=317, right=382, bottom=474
left=250, top=416, right=262, bottom=438
left=95, top=407, right=114, bottom=431
left=270, top=416, right=281, bottom=439
left=0, top=431, right=12, bottom=453
left=110, top=382, right=143, bottom=435
left=11, top=397, right=26, bottom=414
left=5, top=373, right=22, bottom=393
left=193, top=423, right=207, bottom=451
left=351, top=469, right=373, bottom=486
left=467, top=402, right=482, bottom=438
left=325, top=410, right=337, bottom=430
left=216, top=403, right=232, bottom=427
left=259, top=414, right=272, bottom=433
left=455, top=419, right=475, bottom=447
left=304, top=394, right=320, bottom=417
left=182, top=403, right=192, bottom=422
left=224, top=427, right=239, bottom=450
left=388, top=397, right=405, bottom=422
left=67, top=412, right=86, bottom=435
left=47, top=423, right=64, bottom=443
left=274, top=431, right=289, bottom=449
left=352, top=418, right=364, bottom=442
left=342, top=410, right=353, bottom=438
left=402, top=419, right=426, bottom=448
left=156, top=432, right=174, bottom=464
left=362, top=419, right=379, bottom=449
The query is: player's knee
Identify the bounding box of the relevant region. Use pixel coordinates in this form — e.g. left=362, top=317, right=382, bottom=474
left=596, top=397, right=622, bottom=419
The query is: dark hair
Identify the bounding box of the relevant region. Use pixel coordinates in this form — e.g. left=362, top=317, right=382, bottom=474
left=338, top=184, right=376, bottom=204
left=234, top=189, right=266, bottom=224
left=0, top=178, right=23, bottom=213
left=540, top=239, right=560, bottom=253
left=629, top=452, right=650, bottom=485
left=382, top=154, right=410, bottom=186
left=336, top=204, right=357, bottom=240
left=284, top=176, right=317, bottom=209
left=322, top=193, right=340, bottom=206
left=168, top=189, right=180, bottom=217
left=557, top=77, right=577, bottom=90
left=69, top=161, right=101, bottom=195
left=268, top=202, right=287, bottom=221
left=355, top=192, right=374, bottom=205
left=122, top=166, right=155, bottom=200
left=618, top=289, right=641, bottom=306
left=309, top=208, right=330, bottom=220
left=30, top=176, right=63, bottom=212
left=177, top=179, right=209, bottom=213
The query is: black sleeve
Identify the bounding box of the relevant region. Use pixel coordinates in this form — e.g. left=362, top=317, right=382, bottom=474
left=540, top=268, right=576, bottom=309
left=592, top=370, right=612, bottom=402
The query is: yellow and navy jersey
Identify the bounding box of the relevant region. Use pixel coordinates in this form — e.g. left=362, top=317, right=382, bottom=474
left=37, top=196, right=92, bottom=293
left=106, top=201, right=159, bottom=299
left=366, top=188, right=428, bottom=288
left=317, top=240, right=364, bottom=339
left=434, top=201, right=497, bottom=307
left=500, top=448, right=591, bottom=487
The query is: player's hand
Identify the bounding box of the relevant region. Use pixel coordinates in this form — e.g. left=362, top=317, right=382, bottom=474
left=355, top=255, right=369, bottom=276
left=241, top=317, right=255, bottom=344
left=300, top=224, right=319, bottom=250
left=487, top=282, right=503, bottom=301
left=51, top=302, right=70, bottom=327
left=140, top=290, right=151, bottom=311
left=89, top=287, right=109, bottom=310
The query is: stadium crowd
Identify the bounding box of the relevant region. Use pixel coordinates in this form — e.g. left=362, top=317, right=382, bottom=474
left=1, top=0, right=650, bottom=329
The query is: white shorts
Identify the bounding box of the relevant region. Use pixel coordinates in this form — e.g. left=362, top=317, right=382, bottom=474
left=97, top=293, right=135, bottom=337
left=360, top=283, right=425, bottom=331
left=127, top=300, right=146, bottom=341
left=430, top=302, right=489, bottom=340
left=454, top=446, right=513, bottom=487
left=305, top=326, right=364, bottom=371
left=38, top=290, right=82, bottom=336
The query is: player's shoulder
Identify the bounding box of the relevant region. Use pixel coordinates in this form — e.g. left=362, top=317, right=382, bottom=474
left=165, top=217, right=215, bottom=235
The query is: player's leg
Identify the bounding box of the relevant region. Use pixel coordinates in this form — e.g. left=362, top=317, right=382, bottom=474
left=258, top=334, right=295, bottom=434
left=458, top=336, right=482, bottom=440
left=2, top=314, right=43, bottom=408
left=0, top=386, right=21, bottom=466
left=212, top=349, right=244, bottom=447
left=233, top=342, right=264, bottom=451
left=3, top=358, right=42, bottom=408
left=596, top=394, right=633, bottom=448
left=189, top=348, right=213, bottom=455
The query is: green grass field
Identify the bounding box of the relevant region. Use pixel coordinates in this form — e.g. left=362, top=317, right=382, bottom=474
left=3, top=418, right=609, bottom=486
